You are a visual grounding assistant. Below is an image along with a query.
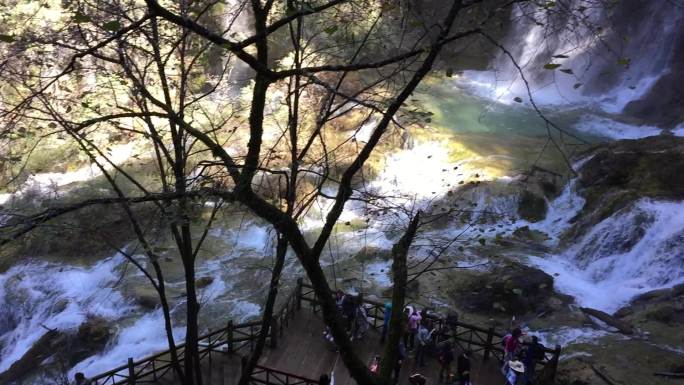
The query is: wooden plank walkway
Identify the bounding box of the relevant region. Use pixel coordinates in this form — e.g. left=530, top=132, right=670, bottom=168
left=89, top=281, right=560, bottom=385
left=259, top=309, right=506, bottom=385
left=148, top=309, right=505, bottom=385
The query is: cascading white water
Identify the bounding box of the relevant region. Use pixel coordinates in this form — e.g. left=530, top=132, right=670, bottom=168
left=455, top=0, right=684, bottom=138
left=0, top=254, right=133, bottom=373
left=529, top=194, right=684, bottom=313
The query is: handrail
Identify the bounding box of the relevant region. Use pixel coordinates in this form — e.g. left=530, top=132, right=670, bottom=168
left=90, top=281, right=303, bottom=385
left=89, top=278, right=561, bottom=385
left=298, top=282, right=562, bottom=384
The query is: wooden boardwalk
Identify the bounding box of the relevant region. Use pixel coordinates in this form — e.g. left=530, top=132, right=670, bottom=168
left=143, top=310, right=505, bottom=385
left=89, top=281, right=560, bottom=385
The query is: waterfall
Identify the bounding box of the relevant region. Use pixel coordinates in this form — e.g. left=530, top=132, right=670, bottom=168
left=457, top=0, right=684, bottom=132
left=529, top=197, right=684, bottom=313
left=0, top=255, right=133, bottom=373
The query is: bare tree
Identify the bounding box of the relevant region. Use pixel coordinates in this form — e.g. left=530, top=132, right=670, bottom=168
left=0, top=1, right=628, bottom=385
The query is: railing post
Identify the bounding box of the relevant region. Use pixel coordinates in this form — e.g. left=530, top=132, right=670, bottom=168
left=270, top=317, right=278, bottom=348
left=483, top=326, right=495, bottom=361
left=127, top=357, right=136, bottom=385
left=227, top=320, right=234, bottom=353
left=296, top=278, right=303, bottom=310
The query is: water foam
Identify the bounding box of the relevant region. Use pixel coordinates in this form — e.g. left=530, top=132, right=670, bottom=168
left=0, top=254, right=133, bottom=373
left=530, top=199, right=684, bottom=313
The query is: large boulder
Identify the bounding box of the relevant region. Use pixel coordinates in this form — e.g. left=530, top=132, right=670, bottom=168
left=517, top=190, right=548, bottom=222
left=0, top=317, right=112, bottom=384
left=450, top=260, right=554, bottom=315
left=0, top=330, right=67, bottom=384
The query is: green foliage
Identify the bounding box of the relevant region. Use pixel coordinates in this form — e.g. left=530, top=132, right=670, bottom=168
left=543, top=63, right=561, bottom=70
left=103, top=21, right=121, bottom=32
left=72, top=11, right=91, bottom=24
left=0, top=34, right=14, bottom=43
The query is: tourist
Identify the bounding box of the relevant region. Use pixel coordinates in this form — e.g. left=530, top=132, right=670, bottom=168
left=335, top=290, right=345, bottom=313
left=445, top=312, right=459, bottom=339
left=380, top=301, right=392, bottom=343
left=402, top=306, right=412, bottom=348
left=341, top=293, right=356, bottom=332
left=457, top=350, right=472, bottom=385
left=415, top=322, right=430, bottom=367
left=352, top=299, right=369, bottom=340
left=502, top=328, right=522, bottom=374
left=408, top=372, right=427, bottom=385
left=522, top=336, right=545, bottom=384
left=72, top=372, right=91, bottom=385
left=437, top=341, right=454, bottom=383
left=505, top=360, right=525, bottom=385
left=406, top=307, right=422, bottom=350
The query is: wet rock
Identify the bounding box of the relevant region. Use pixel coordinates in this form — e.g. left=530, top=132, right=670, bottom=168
left=517, top=190, right=547, bottom=222
left=196, top=276, right=215, bottom=289
left=450, top=261, right=554, bottom=315
left=512, top=226, right=550, bottom=243
left=130, top=285, right=159, bottom=309
left=566, top=136, right=684, bottom=242
left=645, top=305, right=684, bottom=325
left=0, top=330, right=67, bottom=384
left=352, top=247, right=391, bottom=263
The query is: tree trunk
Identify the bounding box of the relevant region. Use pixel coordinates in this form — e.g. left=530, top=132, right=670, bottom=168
left=238, top=234, right=288, bottom=385
left=379, top=213, right=421, bottom=385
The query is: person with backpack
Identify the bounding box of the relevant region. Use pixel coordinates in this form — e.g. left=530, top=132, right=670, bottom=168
left=341, top=293, right=356, bottom=332
left=415, top=322, right=430, bottom=367
left=352, top=300, right=369, bottom=340
left=522, top=336, right=546, bottom=384
left=502, top=328, right=522, bottom=374
left=438, top=341, right=455, bottom=383
left=406, top=308, right=422, bottom=350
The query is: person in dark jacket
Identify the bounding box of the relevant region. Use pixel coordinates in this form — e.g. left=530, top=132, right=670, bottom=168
left=457, top=350, right=472, bottom=385
left=523, top=336, right=545, bottom=384
left=438, top=341, right=454, bottom=383
left=341, top=294, right=356, bottom=331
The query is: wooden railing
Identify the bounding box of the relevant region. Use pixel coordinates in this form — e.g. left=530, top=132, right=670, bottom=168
left=89, top=282, right=302, bottom=385
left=249, top=365, right=318, bottom=385
left=298, top=281, right=562, bottom=385
left=89, top=279, right=561, bottom=385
